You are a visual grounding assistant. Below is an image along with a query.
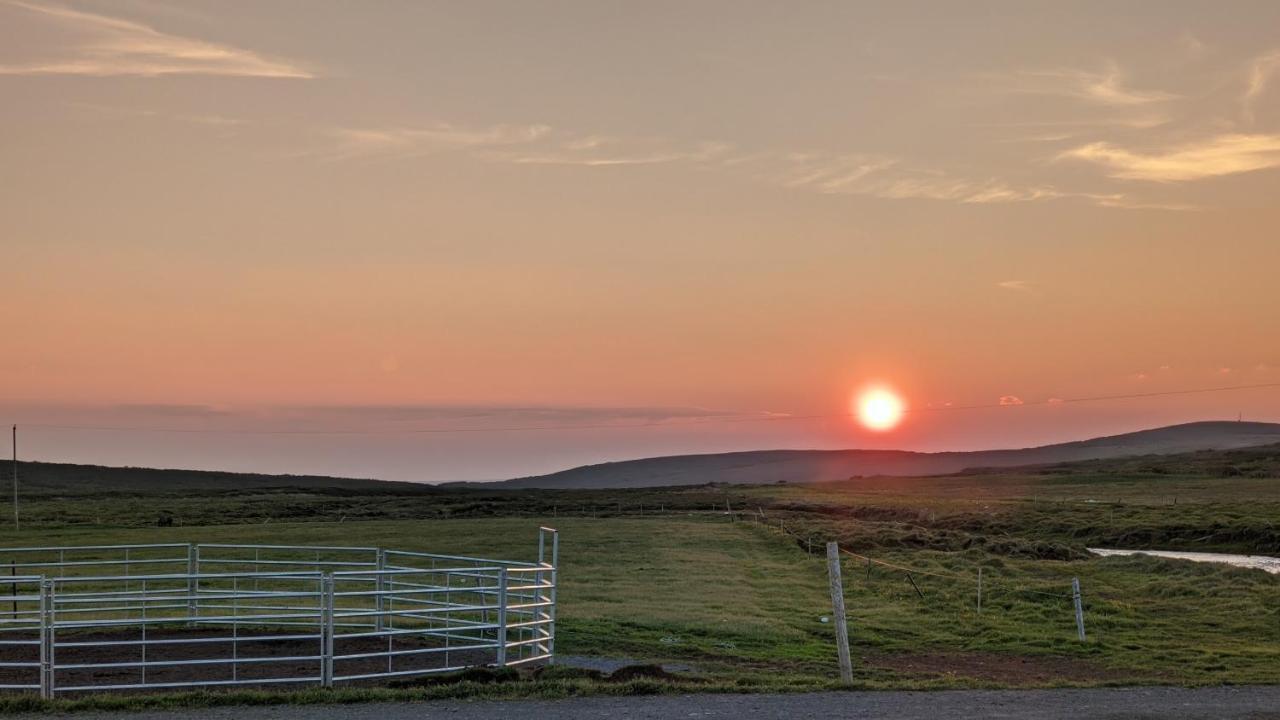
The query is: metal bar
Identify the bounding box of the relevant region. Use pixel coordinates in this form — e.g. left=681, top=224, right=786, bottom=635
left=39, top=579, right=52, bottom=699
left=374, top=549, right=386, bottom=633
left=383, top=550, right=539, bottom=567
left=334, top=664, right=474, bottom=682
left=495, top=567, right=508, bottom=667
left=53, top=655, right=325, bottom=671
left=0, top=543, right=189, bottom=554
left=57, top=676, right=320, bottom=692
left=503, top=654, right=551, bottom=667
left=198, top=559, right=378, bottom=569
left=333, top=642, right=494, bottom=662
left=545, top=525, right=555, bottom=661
left=195, top=543, right=380, bottom=552
left=0, top=558, right=187, bottom=570
left=321, top=573, right=334, bottom=688
left=186, top=544, right=198, bottom=624
left=57, top=632, right=320, bottom=648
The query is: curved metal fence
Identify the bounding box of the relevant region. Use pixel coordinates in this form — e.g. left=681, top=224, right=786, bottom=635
left=0, top=527, right=558, bottom=697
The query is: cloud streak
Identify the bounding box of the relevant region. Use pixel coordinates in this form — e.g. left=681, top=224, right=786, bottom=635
left=0, top=1, right=313, bottom=78
left=1006, top=64, right=1178, bottom=106
left=765, top=153, right=1064, bottom=204
left=322, top=120, right=1187, bottom=210
left=1244, top=49, right=1280, bottom=123
left=488, top=138, right=733, bottom=167
left=1060, top=134, right=1280, bottom=181
left=321, top=124, right=551, bottom=160
left=997, top=280, right=1033, bottom=292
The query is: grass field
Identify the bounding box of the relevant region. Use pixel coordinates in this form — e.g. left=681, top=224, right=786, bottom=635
left=0, top=446, right=1278, bottom=709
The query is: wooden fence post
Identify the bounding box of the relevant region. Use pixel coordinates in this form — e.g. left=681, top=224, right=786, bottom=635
left=825, top=542, right=853, bottom=684
left=1072, top=577, right=1086, bottom=641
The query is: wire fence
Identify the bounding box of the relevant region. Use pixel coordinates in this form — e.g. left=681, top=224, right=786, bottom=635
left=763, top=517, right=1094, bottom=644
left=0, top=529, right=557, bottom=697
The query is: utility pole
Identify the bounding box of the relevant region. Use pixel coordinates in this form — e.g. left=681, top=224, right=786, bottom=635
left=11, top=425, right=17, bottom=531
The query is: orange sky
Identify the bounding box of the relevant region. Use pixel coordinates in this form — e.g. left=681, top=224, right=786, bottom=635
left=2, top=1, right=1279, bottom=481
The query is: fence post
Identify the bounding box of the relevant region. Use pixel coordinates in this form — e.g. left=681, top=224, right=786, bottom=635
left=321, top=572, right=335, bottom=687
left=1072, top=577, right=1086, bottom=642
left=548, top=529, right=559, bottom=663
left=825, top=542, right=853, bottom=684
left=186, top=543, right=198, bottom=623
left=374, top=549, right=386, bottom=633
left=496, top=567, right=509, bottom=667
left=976, top=568, right=983, bottom=615
left=39, top=579, right=53, bottom=699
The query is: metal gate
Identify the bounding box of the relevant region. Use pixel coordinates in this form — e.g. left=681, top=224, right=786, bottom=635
left=0, top=527, right=557, bottom=696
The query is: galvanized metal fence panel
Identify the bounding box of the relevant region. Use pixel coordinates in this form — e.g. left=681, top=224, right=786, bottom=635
left=0, top=529, right=557, bottom=697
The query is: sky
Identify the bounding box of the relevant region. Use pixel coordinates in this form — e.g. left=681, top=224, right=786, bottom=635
left=3, top=0, right=1280, bottom=483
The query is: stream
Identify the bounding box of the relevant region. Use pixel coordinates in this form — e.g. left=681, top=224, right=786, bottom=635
left=1089, top=547, right=1280, bottom=574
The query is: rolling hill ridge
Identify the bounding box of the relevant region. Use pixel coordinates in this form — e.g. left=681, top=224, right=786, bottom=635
left=475, top=421, right=1280, bottom=489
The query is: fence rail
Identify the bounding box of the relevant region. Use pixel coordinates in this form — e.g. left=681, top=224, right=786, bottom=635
left=0, top=528, right=558, bottom=697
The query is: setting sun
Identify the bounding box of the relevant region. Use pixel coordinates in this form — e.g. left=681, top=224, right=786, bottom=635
left=856, top=386, right=905, bottom=431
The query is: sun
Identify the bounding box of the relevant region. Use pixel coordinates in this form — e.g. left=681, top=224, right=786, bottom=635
left=855, top=386, right=905, bottom=431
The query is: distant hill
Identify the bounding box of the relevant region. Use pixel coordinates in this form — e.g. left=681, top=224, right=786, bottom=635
left=11, top=421, right=1280, bottom=496
left=473, top=421, right=1280, bottom=489
left=9, top=461, right=438, bottom=497
left=982, top=440, right=1280, bottom=479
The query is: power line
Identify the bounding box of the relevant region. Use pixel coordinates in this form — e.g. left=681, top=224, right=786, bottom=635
left=12, top=381, right=1280, bottom=437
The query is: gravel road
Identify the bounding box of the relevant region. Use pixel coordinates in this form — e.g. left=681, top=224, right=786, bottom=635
left=26, top=686, right=1280, bottom=720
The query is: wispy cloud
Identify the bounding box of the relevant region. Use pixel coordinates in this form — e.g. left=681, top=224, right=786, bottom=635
left=1005, top=64, right=1178, bottom=106
left=998, top=395, right=1025, bottom=406
left=488, top=139, right=733, bottom=167
left=1059, top=133, right=1280, bottom=181
left=763, top=153, right=1185, bottom=208
left=1083, top=193, right=1200, bottom=211
left=320, top=124, right=551, bottom=160
left=0, top=1, right=313, bottom=78
left=985, top=114, right=1172, bottom=143
left=321, top=119, right=1186, bottom=210
left=69, top=101, right=245, bottom=127
left=323, top=123, right=734, bottom=168
left=766, top=154, right=1063, bottom=204
left=1243, top=49, right=1280, bottom=123
left=996, top=280, right=1033, bottom=292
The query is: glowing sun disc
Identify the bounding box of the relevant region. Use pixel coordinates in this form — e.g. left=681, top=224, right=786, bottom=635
left=856, top=387, right=905, bottom=431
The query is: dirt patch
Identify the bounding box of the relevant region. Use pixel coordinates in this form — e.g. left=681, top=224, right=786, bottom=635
left=606, top=664, right=689, bottom=683
left=557, top=655, right=695, bottom=674
left=0, top=627, right=501, bottom=693
left=866, top=652, right=1154, bottom=684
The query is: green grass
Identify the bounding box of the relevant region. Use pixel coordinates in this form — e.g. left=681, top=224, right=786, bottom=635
left=1, top=448, right=1278, bottom=709
left=3, top=513, right=1278, bottom=694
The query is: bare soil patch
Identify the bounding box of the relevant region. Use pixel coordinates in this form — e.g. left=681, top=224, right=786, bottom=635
left=0, top=627, right=494, bottom=693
